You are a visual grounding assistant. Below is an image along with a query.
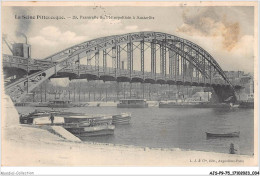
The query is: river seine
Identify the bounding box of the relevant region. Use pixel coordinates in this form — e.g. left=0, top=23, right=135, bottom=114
left=16, top=106, right=254, bottom=155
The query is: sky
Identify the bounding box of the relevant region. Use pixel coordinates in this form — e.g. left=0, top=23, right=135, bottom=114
left=2, top=5, right=255, bottom=75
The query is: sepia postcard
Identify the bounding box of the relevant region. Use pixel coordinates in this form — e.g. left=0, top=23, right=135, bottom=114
left=1, top=1, right=259, bottom=173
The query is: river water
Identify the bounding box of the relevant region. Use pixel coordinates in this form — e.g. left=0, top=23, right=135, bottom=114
left=16, top=106, right=254, bottom=155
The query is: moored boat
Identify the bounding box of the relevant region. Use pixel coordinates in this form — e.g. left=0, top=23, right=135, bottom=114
left=117, top=99, right=148, bottom=108
left=63, top=120, right=91, bottom=128
left=19, top=109, right=62, bottom=124
left=63, top=113, right=115, bottom=137
left=65, top=124, right=115, bottom=137
left=112, top=113, right=131, bottom=125
left=159, top=101, right=231, bottom=108
left=29, top=110, right=50, bottom=117
left=19, top=113, right=34, bottom=124
left=63, top=114, right=113, bottom=124
left=48, top=100, right=73, bottom=108
left=33, top=116, right=65, bottom=125
left=206, top=131, right=240, bottom=138
left=31, top=109, right=61, bottom=117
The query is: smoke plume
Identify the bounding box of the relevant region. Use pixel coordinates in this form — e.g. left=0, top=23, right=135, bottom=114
left=12, top=7, right=31, bottom=42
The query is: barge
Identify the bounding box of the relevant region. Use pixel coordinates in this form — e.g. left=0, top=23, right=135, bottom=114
left=48, top=100, right=73, bottom=108
left=206, top=131, right=240, bottom=138
left=117, top=99, right=148, bottom=108
left=159, top=101, right=231, bottom=108
left=65, top=124, right=115, bottom=137
left=63, top=114, right=113, bottom=124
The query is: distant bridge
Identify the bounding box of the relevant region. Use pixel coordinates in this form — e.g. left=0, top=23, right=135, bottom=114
left=3, top=32, right=241, bottom=102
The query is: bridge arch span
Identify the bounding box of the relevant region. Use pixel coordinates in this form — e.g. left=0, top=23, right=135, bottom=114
left=4, top=31, right=236, bottom=102
left=46, top=32, right=231, bottom=86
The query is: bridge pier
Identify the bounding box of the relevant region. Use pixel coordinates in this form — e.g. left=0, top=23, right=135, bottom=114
left=212, top=85, right=236, bottom=103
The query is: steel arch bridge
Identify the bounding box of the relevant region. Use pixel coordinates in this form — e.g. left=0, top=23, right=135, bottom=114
left=3, top=31, right=237, bottom=103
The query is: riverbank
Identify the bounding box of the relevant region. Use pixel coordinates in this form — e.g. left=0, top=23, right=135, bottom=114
left=1, top=95, right=257, bottom=166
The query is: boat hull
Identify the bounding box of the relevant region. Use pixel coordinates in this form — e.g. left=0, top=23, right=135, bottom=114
left=159, top=102, right=231, bottom=108
left=63, top=115, right=112, bottom=124
left=117, top=104, right=148, bottom=108
left=63, top=121, right=91, bottom=128
left=65, top=125, right=115, bottom=137
left=206, top=132, right=240, bottom=138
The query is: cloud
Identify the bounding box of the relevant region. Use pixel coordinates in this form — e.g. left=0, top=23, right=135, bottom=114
left=28, top=20, right=141, bottom=58
left=180, top=34, right=254, bottom=73
left=232, top=35, right=254, bottom=57
left=176, top=7, right=254, bottom=73
left=216, top=35, right=254, bottom=73
left=29, top=26, right=87, bottom=58
left=221, top=17, right=240, bottom=51
left=30, top=26, right=87, bottom=47
left=29, top=36, right=57, bottom=47
left=177, top=7, right=241, bottom=51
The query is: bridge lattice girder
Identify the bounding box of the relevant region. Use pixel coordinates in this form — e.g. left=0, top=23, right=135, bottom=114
left=4, top=31, right=235, bottom=102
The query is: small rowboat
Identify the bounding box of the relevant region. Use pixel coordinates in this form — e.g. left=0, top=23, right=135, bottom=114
left=206, top=131, right=240, bottom=138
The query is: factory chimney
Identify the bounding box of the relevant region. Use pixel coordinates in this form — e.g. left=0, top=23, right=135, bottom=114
left=13, top=32, right=31, bottom=58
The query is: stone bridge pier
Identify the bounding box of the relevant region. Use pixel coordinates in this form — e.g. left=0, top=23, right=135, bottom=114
left=211, top=85, right=237, bottom=103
